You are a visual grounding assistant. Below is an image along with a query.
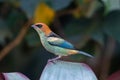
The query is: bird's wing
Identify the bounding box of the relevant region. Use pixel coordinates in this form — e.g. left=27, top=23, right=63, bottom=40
left=47, top=37, right=74, bottom=49
left=47, top=32, right=74, bottom=49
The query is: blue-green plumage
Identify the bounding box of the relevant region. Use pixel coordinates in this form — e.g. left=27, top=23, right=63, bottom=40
left=47, top=32, right=74, bottom=49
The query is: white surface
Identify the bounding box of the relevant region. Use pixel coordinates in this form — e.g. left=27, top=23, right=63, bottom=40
left=40, top=60, right=98, bottom=80
left=3, top=72, right=30, bottom=80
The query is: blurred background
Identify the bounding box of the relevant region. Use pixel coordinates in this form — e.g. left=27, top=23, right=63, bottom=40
left=0, top=0, right=120, bottom=80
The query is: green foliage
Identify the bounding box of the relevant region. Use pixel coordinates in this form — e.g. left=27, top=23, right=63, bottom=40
left=0, top=0, right=120, bottom=79
left=6, top=8, right=27, bottom=34
left=64, top=17, right=92, bottom=36
left=0, top=19, right=12, bottom=44
left=102, top=0, right=120, bottom=14
left=103, top=11, right=120, bottom=42
left=19, top=0, right=40, bottom=18
left=25, top=28, right=40, bottom=47
left=45, top=0, right=73, bottom=11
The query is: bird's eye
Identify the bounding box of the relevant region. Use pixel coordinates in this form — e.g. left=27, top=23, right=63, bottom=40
left=36, top=24, right=42, bottom=28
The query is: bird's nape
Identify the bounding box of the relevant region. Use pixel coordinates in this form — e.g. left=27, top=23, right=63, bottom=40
left=35, top=24, right=43, bottom=28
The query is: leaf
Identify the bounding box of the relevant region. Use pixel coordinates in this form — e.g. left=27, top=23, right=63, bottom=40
left=19, top=0, right=40, bottom=18
left=103, top=11, right=120, bottom=42
left=40, top=60, right=98, bottom=80
left=9, top=0, right=20, bottom=7
left=85, top=0, right=102, bottom=18
left=64, top=17, right=93, bottom=36
left=76, top=0, right=84, bottom=5
left=33, top=2, right=55, bottom=25
left=0, top=19, right=12, bottom=44
left=91, top=29, right=104, bottom=45
left=74, top=0, right=102, bottom=18
left=1, top=72, right=30, bottom=80
left=45, top=0, right=73, bottom=11
left=102, top=0, right=120, bottom=14
left=6, top=6, right=28, bottom=35
left=25, top=28, right=40, bottom=47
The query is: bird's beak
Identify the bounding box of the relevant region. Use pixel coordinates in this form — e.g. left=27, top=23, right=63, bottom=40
left=31, top=24, right=40, bottom=34
left=31, top=25, right=36, bottom=28
left=31, top=25, right=39, bottom=30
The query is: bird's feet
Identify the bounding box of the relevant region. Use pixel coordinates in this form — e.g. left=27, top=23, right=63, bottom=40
left=48, top=56, right=61, bottom=64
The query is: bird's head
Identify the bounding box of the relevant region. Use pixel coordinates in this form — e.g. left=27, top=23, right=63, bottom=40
left=31, top=23, right=52, bottom=36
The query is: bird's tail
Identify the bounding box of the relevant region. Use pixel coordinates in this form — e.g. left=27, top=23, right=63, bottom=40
left=68, top=50, right=93, bottom=58
left=78, top=51, right=93, bottom=58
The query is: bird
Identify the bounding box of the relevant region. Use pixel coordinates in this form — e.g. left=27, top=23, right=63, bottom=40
left=31, top=23, right=93, bottom=62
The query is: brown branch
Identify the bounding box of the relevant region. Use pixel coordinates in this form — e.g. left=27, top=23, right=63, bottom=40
left=99, top=37, right=116, bottom=80
left=0, top=20, right=32, bottom=61
left=93, top=43, right=103, bottom=77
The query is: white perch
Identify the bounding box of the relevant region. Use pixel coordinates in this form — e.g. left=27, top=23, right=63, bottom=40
left=40, top=60, right=98, bottom=80
left=1, top=72, right=30, bottom=80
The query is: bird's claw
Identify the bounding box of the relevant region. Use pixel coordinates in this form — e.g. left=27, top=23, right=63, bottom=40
left=47, top=56, right=61, bottom=64
left=47, top=59, right=56, bottom=64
